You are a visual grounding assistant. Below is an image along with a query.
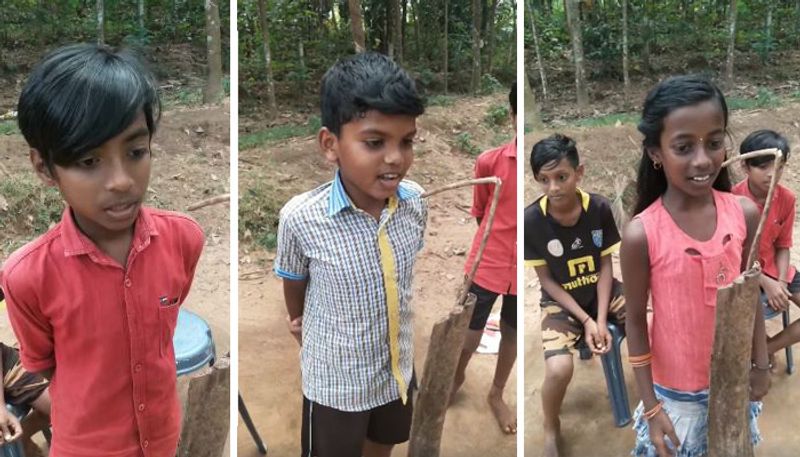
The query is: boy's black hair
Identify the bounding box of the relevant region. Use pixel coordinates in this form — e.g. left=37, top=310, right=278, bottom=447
left=530, top=133, right=580, bottom=177
left=740, top=129, right=791, bottom=167
left=320, top=52, right=424, bottom=136
left=18, top=43, right=160, bottom=170
left=509, top=82, right=516, bottom=115
left=634, top=74, right=731, bottom=215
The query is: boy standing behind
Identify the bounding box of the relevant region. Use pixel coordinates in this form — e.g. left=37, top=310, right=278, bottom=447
left=1, top=44, right=204, bottom=457
left=451, top=83, right=517, bottom=435
left=525, top=134, right=624, bottom=457
left=274, top=52, right=426, bottom=457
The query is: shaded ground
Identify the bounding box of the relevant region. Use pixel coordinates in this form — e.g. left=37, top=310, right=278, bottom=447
left=524, top=104, right=800, bottom=456
left=0, top=101, right=231, bottom=454
left=237, top=94, right=517, bottom=457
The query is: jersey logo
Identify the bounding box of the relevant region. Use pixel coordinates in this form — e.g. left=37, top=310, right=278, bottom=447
left=567, top=255, right=596, bottom=276
left=592, top=229, right=603, bottom=248
left=547, top=239, right=564, bottom=257
left=571, top=237, right=583, bottom=250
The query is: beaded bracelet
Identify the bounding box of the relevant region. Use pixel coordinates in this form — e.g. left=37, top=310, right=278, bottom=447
left=644, top=401, right=663, bottom=420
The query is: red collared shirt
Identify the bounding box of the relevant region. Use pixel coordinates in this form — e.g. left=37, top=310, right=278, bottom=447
left=1, top=206, right=203, bottom=457
left=732, top=180, right=796, bottom=280
left=464, top=138, right=517, bottom=295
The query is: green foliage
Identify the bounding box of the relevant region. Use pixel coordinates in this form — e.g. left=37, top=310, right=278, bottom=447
left=241, top=0, right=516, bottom=115
left=427, top=95, right=457, bottom=107
left=0, top=121, right=19, bottom=136
left=0, top=175, right=63, bottom=239
left=484, top=103, right=510, bottom=126
left=728, top=88, right=782, bottom=110
left=480, top=74, right=504, bottom=95
left=240, top=116, right=322, bottom=149
left=454, top=132, right=481, bottom=156
left=573, top=112, right=639, bottom=128
left=239, top=182, right=282, bottom=250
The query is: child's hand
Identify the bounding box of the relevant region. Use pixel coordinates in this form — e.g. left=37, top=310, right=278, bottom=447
left=286, top=315, right=303, bottom=346
left=749, top=367, right=770, bottom=401
left=647, top=410, right=680, bottom=457
left=583, top=319, right=609, bottom=354
left=0, top=408, right=22, bottom=443
left=763, top=276, right=791, bottom=311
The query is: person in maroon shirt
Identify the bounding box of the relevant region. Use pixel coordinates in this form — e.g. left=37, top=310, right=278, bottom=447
left=1, top=43, right=204, bottom=457
left=450, top=84, right=517, bottom=435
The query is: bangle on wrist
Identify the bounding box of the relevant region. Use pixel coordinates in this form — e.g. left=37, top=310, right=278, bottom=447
left=644, top=401, right=663, bottom=420
left=581, top=315, right=592, bottom=325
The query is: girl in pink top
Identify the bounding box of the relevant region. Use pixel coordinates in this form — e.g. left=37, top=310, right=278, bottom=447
left=620, top=75, right=770, bottom=457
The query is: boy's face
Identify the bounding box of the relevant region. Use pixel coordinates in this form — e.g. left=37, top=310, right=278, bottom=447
left=535, top=158, right=584, bottom=211
left=320, top=110, right=417, bottom=213
left=744, top=160, right=784, bottom=198
left=31, top=112, right=152, bottom=241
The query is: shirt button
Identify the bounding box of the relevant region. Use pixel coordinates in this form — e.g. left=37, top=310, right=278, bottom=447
left=138, top=403, right=145, bottom=412
left=134, top=364, right=142, bottom=373
left=142, top=440, right=149, bottom=448
left=125, top=278, right=132, bottom=287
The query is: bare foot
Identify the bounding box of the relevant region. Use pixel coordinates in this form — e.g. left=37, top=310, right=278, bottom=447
left=488, top=384, right=516, bottom=434
left=542, top=420, right=560, bottom=457
left=449, top=371, right=465, bottom=405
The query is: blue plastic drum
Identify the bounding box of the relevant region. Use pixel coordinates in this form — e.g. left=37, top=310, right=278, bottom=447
left=173, top=308, right=216, bottom=376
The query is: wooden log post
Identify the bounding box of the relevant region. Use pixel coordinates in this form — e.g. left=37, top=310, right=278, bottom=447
left=407, top=176, right=502, bottom=457
left=708, top=148, right=783, bottom=456
left=407, top=294, right=476, bottom=457
left=177, top=356, right=231, bottom=457
left=708, top=269, right=760, bottom=457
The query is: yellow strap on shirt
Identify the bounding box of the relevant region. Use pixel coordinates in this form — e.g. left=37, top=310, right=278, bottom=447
left=377, top=196, right=407, bottom=404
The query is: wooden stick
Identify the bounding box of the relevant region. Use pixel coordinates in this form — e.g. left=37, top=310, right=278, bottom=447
left=187, top=194, right=230, bottom=211
left=422, top=176, right=503, bottom=307
left=407, top=294, right=477, bottom=457
left=722, top=148, right=783, bottom=269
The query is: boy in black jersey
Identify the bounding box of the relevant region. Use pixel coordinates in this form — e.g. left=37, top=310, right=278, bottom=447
left=524, top=134, right=624, bottom=457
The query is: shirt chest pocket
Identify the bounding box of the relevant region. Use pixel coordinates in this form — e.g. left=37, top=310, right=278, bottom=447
left=157, top=295, right=182, bottom=357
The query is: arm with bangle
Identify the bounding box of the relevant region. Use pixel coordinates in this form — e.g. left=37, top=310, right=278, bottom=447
left=620, top=219, right=681, bottom=456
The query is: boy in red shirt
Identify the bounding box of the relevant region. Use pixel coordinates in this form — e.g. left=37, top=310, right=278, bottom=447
left=451, top=84, right=517, bottom=435
left=1, top=44, right=204, bottom=457
left=732, top=129, right=800, bottom=365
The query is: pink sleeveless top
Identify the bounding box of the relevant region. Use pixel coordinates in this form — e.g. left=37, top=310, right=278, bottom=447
left=637, top=190, right=746, bottom=391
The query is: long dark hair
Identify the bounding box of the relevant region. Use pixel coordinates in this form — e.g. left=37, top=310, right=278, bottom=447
left=633, top=75, right=731, bottom=215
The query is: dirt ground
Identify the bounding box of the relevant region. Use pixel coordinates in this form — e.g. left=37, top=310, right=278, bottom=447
left=237, top=94, right=517, bottom=457
left=524, top=103, right=800, bottom=456
left=0, top=101, right=231, bottom=454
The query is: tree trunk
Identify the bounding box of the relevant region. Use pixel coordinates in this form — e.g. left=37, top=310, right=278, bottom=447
left=203, top=0, right=224, bottom=104
left=642, top=0, right=652, bottom=73
left=443, top=0, right=449, bottom=94
left=138, top=0, right=145, bottom=33
left=96, top=0, right=105, bottom=45
left=565, top=0, right=588, bottom=110
left=525, top=76, right=543, bottom=131
left=528, top=1, right=547, bottom=100
left=389, top=0, right=403, bottom=61
left=348, top=0, right=367, bottom=52
left=485, top=0, right=500, bottom=76
left=470, top=0, right=482, bottom=94
left=724, top=0, right=737, bottom=82
left=257, top=0, right=277, bottom=115
left=622, top=0, right=630, bottom=104
left=410, top=0, right=422, bottom=61
left=763, top=1, right=772, bottom=64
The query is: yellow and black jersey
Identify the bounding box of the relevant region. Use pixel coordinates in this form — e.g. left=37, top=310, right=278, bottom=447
left=524, top=189, right=621, bottom=310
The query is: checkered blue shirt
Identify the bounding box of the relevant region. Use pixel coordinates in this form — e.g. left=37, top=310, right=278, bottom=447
left=274, top=171, right=427, bottom=411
